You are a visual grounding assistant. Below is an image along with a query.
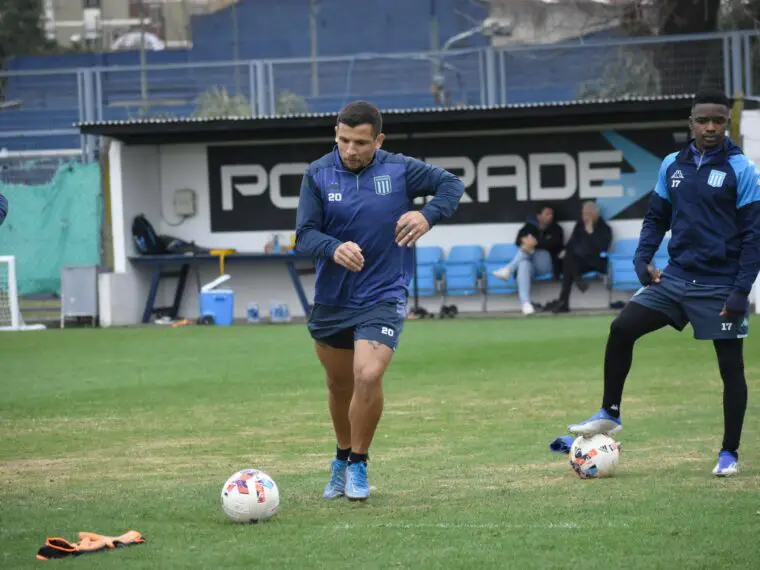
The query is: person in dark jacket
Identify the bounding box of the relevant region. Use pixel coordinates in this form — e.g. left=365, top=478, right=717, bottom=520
left=492, top=203, right=564, bottom=315
left=548, top=201, right=612, bottom=313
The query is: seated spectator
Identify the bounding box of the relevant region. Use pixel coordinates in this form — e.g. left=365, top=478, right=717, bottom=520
left=492, top=203, right=564, bottom=315
left=546, top=201, right=612, bottom=314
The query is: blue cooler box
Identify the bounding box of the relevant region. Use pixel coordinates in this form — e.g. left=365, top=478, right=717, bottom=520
left=199, top=289, right=235, bottom=326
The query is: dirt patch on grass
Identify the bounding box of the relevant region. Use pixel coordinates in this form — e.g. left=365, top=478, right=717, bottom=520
left=0, top=416, right=129, bottom=435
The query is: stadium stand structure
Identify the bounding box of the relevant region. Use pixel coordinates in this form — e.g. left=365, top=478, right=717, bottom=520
left=0, top=0, right=631, bottom=151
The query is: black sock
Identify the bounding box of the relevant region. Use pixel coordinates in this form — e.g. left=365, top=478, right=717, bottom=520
left=348, top=452, right=368, bottom=464
left=601, top=330, right=630, bottom=418
left=601, top=303, right=673, bottom=417
left=336, top=447, right=351, bottom=461
left=715, top=339, right=747, bottom=455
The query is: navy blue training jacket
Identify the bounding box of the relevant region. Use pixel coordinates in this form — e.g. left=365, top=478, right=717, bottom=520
left=295, top=147, right=465, bottom=308
left=636, top=138, right=760, bottom=294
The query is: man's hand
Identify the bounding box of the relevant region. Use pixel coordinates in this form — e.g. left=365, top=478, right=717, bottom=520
left=519, top=234, right=538, bottom=254
left=395, top=211, right=430, bottom=247
left=634, top=259, right=661, bottom=286
left=721, top=291, right=748, bottom=318
left=333, top=242, right=364, bottom=272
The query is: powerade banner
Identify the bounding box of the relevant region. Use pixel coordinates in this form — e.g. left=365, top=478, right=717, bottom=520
left=206, top=128, right=686, bottom=232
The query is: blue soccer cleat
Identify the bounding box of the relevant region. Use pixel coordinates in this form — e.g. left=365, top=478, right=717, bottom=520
left=568, top=408, right=622, bottom=436
left=712, top=451, right=739, bottom=477
left=345, top=461, right=370, bottom=501
left=322, top=459, right=347, bottom=500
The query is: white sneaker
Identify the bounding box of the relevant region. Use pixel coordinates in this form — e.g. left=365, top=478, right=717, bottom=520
left=521, top=302, right=535, bottom=315
left=492, top=266, right=511, bottom=281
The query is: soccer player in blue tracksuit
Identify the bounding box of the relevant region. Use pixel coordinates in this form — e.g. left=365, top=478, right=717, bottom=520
left=568, top=91, right=760, bottom=477
left=0, top=192, right=7, bottom=227
left=295, top=101, right=465, bottom=500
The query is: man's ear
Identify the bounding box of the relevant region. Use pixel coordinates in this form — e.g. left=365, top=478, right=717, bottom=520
left=375, top=133, right=385, bottom=149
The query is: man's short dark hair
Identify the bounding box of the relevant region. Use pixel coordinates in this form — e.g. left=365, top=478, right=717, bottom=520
left=692, top=90, right=731, bottom=110
left=535, top=202, right=553, bottom=215
left=337, top=101, right=383, bottom=137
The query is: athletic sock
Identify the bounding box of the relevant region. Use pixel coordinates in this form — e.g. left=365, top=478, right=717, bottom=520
left=348, top=452, right=368, bottom=464
left=336, top=447, right=351, bottom=461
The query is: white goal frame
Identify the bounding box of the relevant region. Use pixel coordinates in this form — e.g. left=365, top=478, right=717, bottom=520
left=0, top=256, right=46, bottom=332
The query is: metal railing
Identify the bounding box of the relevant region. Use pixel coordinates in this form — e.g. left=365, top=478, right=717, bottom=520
left=0, top=30, right=757, bottom=161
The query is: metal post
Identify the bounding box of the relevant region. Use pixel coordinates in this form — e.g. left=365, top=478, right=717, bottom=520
left=499, top=49, right=507, bottom=105
left=430, top=0, right=439, bottom=95
left=310, top=0, right=320, bottom=97
left=231, top=0, right=241, bottom=95
left=95, top=69, right=103, bottom=121
left=478, top=49, right=486, bottom=106
left=82, top=70, right=96, bottom=161
left=485, top=47, right=497, bottom=106
left=255, top=61, right=267, bottom=116
left=268, top=62, right=276, bottom=116
left=248, top=62, right=257, bottom=117
left=77, top=71, right=86, bottom=157
left=731, top=32, right=743, bottom=96
left=139, top=0, right=148, bottom=108
left=723, top=36, right=731, bottom=97
left=743, top=33, right=752, bottom=97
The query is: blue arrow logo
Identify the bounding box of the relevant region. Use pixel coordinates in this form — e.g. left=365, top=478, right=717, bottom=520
left=595, top=131, right=664, bottom=220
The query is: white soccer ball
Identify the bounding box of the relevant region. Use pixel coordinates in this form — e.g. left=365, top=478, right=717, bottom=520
left=569, top=434, right=620, bottom=479
left=221, top=468, right=280, bottom=523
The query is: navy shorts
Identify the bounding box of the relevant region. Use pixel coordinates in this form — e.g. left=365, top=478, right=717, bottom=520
left=629, top=274, right=749, bottom=340
left=307, top=299, right=407, bottom=350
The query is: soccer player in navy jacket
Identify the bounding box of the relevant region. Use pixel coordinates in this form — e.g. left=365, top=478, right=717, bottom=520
left=295, top=101, right=465, bottom=500
left=568, top=91, right=760, bottom=477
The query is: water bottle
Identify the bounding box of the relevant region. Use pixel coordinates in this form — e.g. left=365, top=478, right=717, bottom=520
left=269, top=301, right=291, bottom=323
left=272, top=234, right=280, bottom=254
left=247, top=303, right=260, bottom=324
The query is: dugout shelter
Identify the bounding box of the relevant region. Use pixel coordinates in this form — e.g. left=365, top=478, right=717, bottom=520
left=79, top=94, right=728, bottom=326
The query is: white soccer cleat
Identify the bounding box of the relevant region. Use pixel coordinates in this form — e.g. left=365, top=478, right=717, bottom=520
left=568, top=409, right=622, bottom=436
left=521, top=302, right=535, bottom=315
left=712, top=451, right=739, bottom=477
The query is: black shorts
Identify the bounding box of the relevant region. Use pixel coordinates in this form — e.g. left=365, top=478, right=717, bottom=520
left=307, top=299, right=407, bottom=350
left=629, top=274, right=750, bottom=340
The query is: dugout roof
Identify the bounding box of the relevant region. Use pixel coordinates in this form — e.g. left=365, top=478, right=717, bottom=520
left=77, top=94, right=713, bottom=145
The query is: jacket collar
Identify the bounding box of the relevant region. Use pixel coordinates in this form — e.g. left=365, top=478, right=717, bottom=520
left=676, top=137, right=742, bottom=166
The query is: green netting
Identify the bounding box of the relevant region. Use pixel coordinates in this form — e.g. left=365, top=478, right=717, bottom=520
left=0, top=161, right=102, bottom=296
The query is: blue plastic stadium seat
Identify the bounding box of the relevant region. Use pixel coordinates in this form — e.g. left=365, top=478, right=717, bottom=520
left=485, top=243, right=519, bottom=264
left=443, top=263, right=481, bottom=296
left=483, top=243, right=518, bottom=301
left=408, top=245, right=444, bottom=297
left=608, top=238, right=639, bottom=259
left=442, top=245, right=484, bottom=297
left=446, top=245, right=484, bottom=265
left=608, top=257, right=642, bottom=293
left=415, top=245, right=443, bottom=267
left=409, top=264, right=438, bottom=297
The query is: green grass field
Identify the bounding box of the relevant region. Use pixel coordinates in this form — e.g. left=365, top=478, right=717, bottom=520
left=2, top=315, right=759, bottom=569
